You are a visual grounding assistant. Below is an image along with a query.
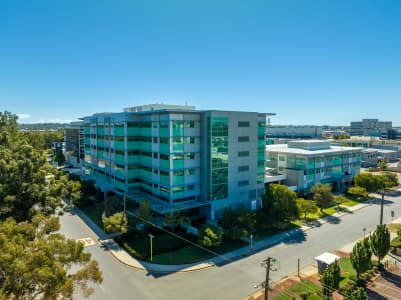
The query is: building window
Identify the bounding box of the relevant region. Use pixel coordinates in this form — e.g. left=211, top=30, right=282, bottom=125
left=238, top=151, right=249, bottom=157
left=238, top=180, right=249, bottom=187
left=153, top=152, right=158, bottom=159
left=238, top=165, right=249, bottom=172
left=153, top=137, right=158, bottom=143
left=238, top=121, right=250, bottom=127
left=186, top=168, right=195, bottom=175
left=279, top=156, right=285, bottom=161
left=185, top=120, right=195, bottom=128
left=173, top=186, right=185, bottom=193
left=186, top=136, right=195, bottom=144
left=186, top=152, right=195, bottom=160
left=187, top=185, right=195, bottom=191
left=238, top=136, right=250, bottom=142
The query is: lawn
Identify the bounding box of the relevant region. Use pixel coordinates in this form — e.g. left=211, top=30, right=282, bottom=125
left=301, top=195, right=367, bottom=223
left=271, top=280, right=321, bottom=300
left=151, top=238, right=247, bottom=264
left=79, top=203, right=105, bottom=229
left=254, top=223, right=300, bottom=241
left=120, top=229, right=247, bottom=264
left=339, top=257, right=357, bottom=286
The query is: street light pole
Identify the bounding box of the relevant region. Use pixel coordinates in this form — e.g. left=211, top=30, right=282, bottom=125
left=363, top=227, right=366, bottom=239
left=250, top=234, right=254, bottom=251
left=380, top=189, right=384, bottom=226
left=149, top=234, right=154, bottom=261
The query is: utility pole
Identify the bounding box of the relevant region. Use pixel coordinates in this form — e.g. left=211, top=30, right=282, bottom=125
left=261, top=257, right=277, bottom=300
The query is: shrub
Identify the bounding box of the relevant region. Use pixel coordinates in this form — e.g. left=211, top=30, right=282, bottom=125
left=198, top=225, right=223, bottom=247
left=299, top=291, right=311, bottom=300
left=307, top=294, right=322, bottom=300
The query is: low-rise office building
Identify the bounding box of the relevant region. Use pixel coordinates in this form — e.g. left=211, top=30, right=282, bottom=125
left=266, top=140, right=361, bottom=193
left=361, top=149, right=379, bottom=167
left=82, top=104, right=269, bottom=220
left=266, top=125, right=323, bottom=139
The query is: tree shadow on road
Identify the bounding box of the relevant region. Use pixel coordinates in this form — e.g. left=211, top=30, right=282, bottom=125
left=282, top=228, right=307, bottom=245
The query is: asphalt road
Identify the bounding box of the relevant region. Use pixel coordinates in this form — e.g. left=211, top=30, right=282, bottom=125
left=60, top=192, right=401, bottom=300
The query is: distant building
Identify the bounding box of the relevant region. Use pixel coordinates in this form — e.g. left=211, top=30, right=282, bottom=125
left=266, top=125, right=323, bottom=139
left=350, top=119, right=392, bottom=137
left=322, top=130, right=347, bottom=139
left=266, top=140, right=361, bottom=193
left=385, top=128, right=401, bottom=140
left=64, top=121, right=85, bottom=167
left=83, top=104, right=270, bottom=220
left=361, top=149, right=379, bottom=167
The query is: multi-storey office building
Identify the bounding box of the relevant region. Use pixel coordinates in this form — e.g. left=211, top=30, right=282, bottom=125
left=350, top=119, right=392, bottom=137
left=64, top=121, right=85, bottom=167
left=266, top=140, right=361, bottom=193
left=83, top=104, right=267, bottom=220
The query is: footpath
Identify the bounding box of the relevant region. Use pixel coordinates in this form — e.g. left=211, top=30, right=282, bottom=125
left=72, top=198, right=375, bottom=273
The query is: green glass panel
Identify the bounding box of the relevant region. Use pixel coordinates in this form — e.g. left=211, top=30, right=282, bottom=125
left=114, top=154, right=125, bottom=164
left=160, top=159, right=170, bottom=169
left=173, top=176, right=184, bottom=185
left=160, top=175, right=170, bottom=185
left=114, top=141, right=125, bottom=150
left=159, top=128, right=170, bottom=137
left=140, top=142, right=152, bottom=151
left=140, top=128, right=152, bottom=136
left=127, top=156, right=138, bottom=164
left=173, top=160, right=184, bottom=169
left=127, top=127, right=140, bottom=135
left=115, top=180, right=125, bottom=191
left=159, top=144, right=170, bottom=153
left=97, top=139, right=105, bottom=147
left=114, top=127, right=125, bottom=136
left=114, top=168, right=125, bottom=177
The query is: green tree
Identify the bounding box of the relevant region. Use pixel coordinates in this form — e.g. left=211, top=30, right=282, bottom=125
left=138, top=199, right=153, bottom=231
left=54, top=150, right=66, bottom=166
left=104, top=195, right=123, bottom=217
left=346, top=186, right=368, bottom=199
left=163, top=212, right=190, bottom=232
left=320, top=262, right=340, bottom=299
left=378, top=157, right=388, bottom=171
left=262, top=184, right=299, bottom=222
left=354, top=172, right=383, bottom=193
left=311, top=183, right=333, bottom=211
left=382, top=172, right=398, bottom=188
left=296, top=198, right=318, bottom=220
left=370, top=224, right=390, bottom=265
left=219, top=208, right=256, bottom=239
left=198, top=225, right=223, bottom=247
left=343, top=287, right=367, bottom=300
left=103, top=212, right=128, bottom=234
left=0, top=111, right=66, bottom=221
left=350, top=238, right=372, bottom=278
left=0, top=216, right=102, bottom=299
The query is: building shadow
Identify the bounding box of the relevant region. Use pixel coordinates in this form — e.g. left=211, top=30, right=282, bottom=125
left=366, top=287, right=387, bottom=300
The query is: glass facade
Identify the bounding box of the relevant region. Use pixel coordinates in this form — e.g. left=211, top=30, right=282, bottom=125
left=257, top=120, right=266, bottom=183
left=207, top=117, right=229, bottom=200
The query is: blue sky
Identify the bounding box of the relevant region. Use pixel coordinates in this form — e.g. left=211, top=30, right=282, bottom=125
left=1, top=0, right=400, bottom=125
